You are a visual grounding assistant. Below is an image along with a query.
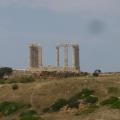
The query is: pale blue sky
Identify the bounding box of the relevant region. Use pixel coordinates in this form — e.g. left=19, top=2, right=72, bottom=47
left=0, top=0, right=120, bottom=72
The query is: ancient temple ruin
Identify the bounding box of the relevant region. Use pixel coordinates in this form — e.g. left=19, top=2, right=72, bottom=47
left=56, top=43, right=80, bottom=70
left=28, top=43, right=80, bottom=72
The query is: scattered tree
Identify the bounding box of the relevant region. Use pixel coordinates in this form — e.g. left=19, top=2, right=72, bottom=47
left=0, top=67, right=13, bottom=79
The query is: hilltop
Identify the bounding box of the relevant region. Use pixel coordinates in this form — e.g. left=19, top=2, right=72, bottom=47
left=0, top=72, right=120, bottom=120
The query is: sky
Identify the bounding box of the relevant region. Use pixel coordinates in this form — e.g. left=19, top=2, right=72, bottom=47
left=0, top=0, right=120, bottom=72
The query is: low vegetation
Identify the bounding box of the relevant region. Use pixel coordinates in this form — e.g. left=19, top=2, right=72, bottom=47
left=0, top=101, right=26, bottom=116
left=0, top=67, right=13, bottom=79
left=8, top=76, right=35, bottom=83
left=40, top=71, right=89, bottom=78
left=93, top=69, right=101, bottom=77
left=1, top=69, right=120, bottom=120
left=43, top=88, right=98, bottom=112
left=12, top=84, right=19, bottom=90
left=101, top=96, right=120, bottom=109
left=43, top=88, right=120, bottom=115
left=0, top=75, right=35, bottom=84
left=93, top=72, right=99, bottom=77
left=20, top=109, right=44, bottom=120
left=43, top=99, right=67, bottom=112
left=67, top=88, right=98, bottom=108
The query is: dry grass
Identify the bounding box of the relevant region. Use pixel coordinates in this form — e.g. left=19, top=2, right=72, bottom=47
left=0, top=73, right=120, bottom=120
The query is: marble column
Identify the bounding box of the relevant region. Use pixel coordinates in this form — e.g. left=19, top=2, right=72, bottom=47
left=72, top=45, right=80, bottom=70
left=72, top=46, right=76, bottom=68
left=64, top=46, right=68, bottom=67
left=29, top=44, right=40, bottom=68
left=39, top=46, right=42, bottom=66
left=76, top=46, right=80, bottom=70
left=56, top=47, right=60, bottom=67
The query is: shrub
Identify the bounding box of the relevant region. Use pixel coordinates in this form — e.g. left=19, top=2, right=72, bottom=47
left=50, top=99, right=67, bottom=112
left=68, top=89, right=94, bottom=104
left=20, top=110, right=43, bottom=120
left=94, top=69, right=101, bottom=74
left=67, top=101, right=80, bottom=109
left=12, top=84, right=19, bottom=90
left=80, top=72, right=89, bottom=76
left=68, top=89, right=97, bottom=108
left=0, top=67, right=13, bottom=79
left=93, top=69, right=101, bottom=77
left=85, top=96, right=98, bottom=104
left=0, top=101, right=25, bottom=116
left=43, top=89, right=98, bottom=112
left=101, top=96, right=120, bottom=109
left=80, top=89, right=94, bottom=98
left=43, top=99, right=67, bottom=112
left=93, top=72, right=99, bottom=77
left=101, top=96, right=118, bottom=105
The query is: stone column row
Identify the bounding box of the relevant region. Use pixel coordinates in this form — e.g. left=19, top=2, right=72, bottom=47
left=56, top=46, right=69, bottom=68
left=56, top=45, right=80, bottom=70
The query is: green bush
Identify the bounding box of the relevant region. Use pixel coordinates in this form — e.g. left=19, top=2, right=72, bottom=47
left=94, top=69, right=101, bottom=74
left=67, top=101, right=80, bottom=109
left=43, top=89, right=98, bottom=112
left=50, top=99, right=67, bottom=112
left=68, top=89, right=98, bottom=108
left=43, top=99, right=67, bottom=112
left=101, top=96, right=118, bottom=105
left=79, top=89, right=95, bottom=98
left=0, top=67, right=13, bottom=79
left=93, top=72, right=99, bottom=77
left=68, top=89, right=94, bottom=105
left=20, top=110, right=43, bottom=120
left=101, top=96, right=120, bottom=109
left=85, top=96, right=98, bottom=104
left=0, top=101, right=25, bottom=116
left=12, top=84, right=19, bottom=90
left=80, top=72, right=89, bottom=76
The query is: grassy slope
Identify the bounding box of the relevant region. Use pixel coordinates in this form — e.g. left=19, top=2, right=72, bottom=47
left=0, top=74, right=120, bottom=120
